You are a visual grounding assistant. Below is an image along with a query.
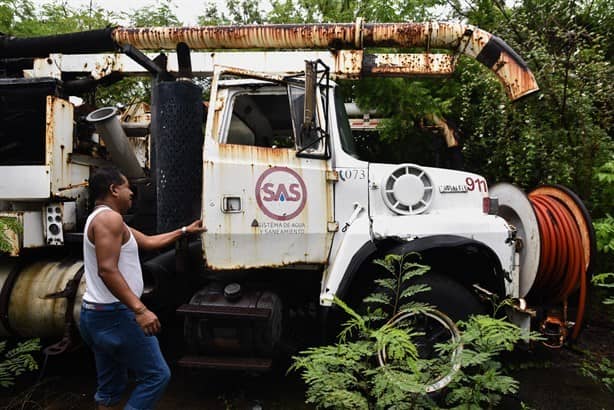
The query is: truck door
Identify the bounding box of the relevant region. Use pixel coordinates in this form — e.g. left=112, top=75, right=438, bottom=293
left=202, top=71, right=335, bottom=269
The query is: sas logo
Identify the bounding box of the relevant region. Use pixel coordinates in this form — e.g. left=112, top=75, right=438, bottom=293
left=255, top=167, right=307, bottom=221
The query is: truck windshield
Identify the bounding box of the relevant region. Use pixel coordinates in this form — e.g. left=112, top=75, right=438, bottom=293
left=334, top=89, right=359, bottom=158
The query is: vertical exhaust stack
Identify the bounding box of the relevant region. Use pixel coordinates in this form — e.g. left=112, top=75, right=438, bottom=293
left=149, top=43, right=203, bottom=234
left=151, top=81, right=204, bottom=234
left=86, top=107, right=146, bottom=179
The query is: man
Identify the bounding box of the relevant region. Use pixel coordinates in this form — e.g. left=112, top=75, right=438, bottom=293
left=79, top=167, right=205, bottom=410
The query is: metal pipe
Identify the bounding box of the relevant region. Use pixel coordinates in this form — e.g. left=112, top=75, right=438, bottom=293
left=0, top=28, right=116, bottom=58
left=86, top=107, right=146, bottom=179
left=0, top=22, right=538, bottom=101
left=111, top=22, right=538, bottom=100
left=122, top=121, right=150, bottom=137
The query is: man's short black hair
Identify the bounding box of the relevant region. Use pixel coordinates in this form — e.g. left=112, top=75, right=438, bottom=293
left=89, top=167, right=125, bottom=201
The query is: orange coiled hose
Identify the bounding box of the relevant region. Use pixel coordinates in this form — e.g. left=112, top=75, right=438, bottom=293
left=528, top=192, right=587, bottom=340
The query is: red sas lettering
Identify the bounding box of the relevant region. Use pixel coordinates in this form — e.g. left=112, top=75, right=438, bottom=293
left=262, top=183, right=301, bottom=201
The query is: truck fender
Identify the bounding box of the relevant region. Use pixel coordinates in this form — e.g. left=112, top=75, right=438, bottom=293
left=385, top=235, right=507, bottom=297
left=331, top=234, right=506, bottom=305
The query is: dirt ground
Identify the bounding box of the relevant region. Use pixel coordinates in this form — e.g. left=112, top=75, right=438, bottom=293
left=2, top=289, right=613, bottom=410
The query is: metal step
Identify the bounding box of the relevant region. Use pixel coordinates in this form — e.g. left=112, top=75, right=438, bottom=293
left=176, top=355, right=272, bottom=371
left=176, top=303, right=271, bottom=320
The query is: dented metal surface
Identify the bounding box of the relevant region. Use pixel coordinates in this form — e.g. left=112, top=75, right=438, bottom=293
left=47, top=96, right=90, bottom=200
left=0, top=259, right=84, bottom=338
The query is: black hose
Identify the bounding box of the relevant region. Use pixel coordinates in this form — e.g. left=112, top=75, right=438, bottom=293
left=0, top=28, right=116, bottom=58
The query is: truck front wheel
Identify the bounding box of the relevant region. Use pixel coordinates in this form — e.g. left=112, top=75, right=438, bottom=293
left=411, top=271, right=486, bottom=322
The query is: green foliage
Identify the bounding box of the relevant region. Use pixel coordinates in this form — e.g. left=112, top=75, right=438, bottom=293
left=0, top=339, right=41, bottom=388
left=580, top=356, right=614, bottom=393
left=442, top=316, right=534, bottom=409
left=128, top=0, right=182, bottom=26
left=592, top=158, right=614, bottom=285
left=291, top=296, right=436, bottom=409
left=0, top=0, right=36, bottom=35
left=594, top=216, right=614, bottom=255
left=290, top=254, right=437, bottom=409
left=293, top=254, right=534, bottom=409
left=579, top=271, right=614, bottom=392
left=452, top=0, right=612, bottom=200
left=365, top=253, right=432, bottom=319
left=28, top=1, right=118, bottom=35
left=0, top=216, right=22, bottom=254
left=592, top=272, right=614, bottom=305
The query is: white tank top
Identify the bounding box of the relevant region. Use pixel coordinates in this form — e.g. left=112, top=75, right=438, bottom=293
left=82, top=206, right=144, bottom=303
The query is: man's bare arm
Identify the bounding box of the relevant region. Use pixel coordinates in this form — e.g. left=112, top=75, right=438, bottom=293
left=131, top=219, right=206, bottom=252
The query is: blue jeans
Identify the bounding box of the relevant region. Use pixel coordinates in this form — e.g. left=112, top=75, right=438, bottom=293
left=79, top=305, right=171, bottom=410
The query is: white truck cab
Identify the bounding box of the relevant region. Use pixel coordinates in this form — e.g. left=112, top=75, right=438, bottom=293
left=201, top=72, right=517, bottom=308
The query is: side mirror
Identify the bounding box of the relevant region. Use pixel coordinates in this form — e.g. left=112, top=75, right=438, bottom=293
left=297, top=61, right=319, bottom=151
left=302, top=61, right=317, bottom=133
left=288, top=60, right=330, bottom=158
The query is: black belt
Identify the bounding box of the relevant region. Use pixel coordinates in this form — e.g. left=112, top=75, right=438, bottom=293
left=82, top=300, right=127, bottom=311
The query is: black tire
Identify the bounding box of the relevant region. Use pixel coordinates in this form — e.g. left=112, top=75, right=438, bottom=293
left=411, top=271, right=486, bottom=322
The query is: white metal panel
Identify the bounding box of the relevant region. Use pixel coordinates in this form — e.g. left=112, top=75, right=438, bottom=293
left=368, top=163, right=489, bottom=217
left=203, top=143, right=334, bottom=269
left=66, top=164, right=89, bottom=220
left=39, top=52, right=337, bottom=79
left=320, top=216, right=371, bottom=306
left=0, top=166, right=50, bottom=199
left=23, top=211, right=44, bottom=248
left=371, top=213, right=516, bottom=296
left=47, top=96, right=75, bottom=196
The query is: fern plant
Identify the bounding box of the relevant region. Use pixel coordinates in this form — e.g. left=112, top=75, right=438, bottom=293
left=291, top=253, right=438, bottom=409
left=578, top=273, right=614, bottom=392
left=363, top=254, right=433, bottom=323
left=441, top=315, right=534, bottom=409
left=0, top=338, right=41, bottom=388
left=292, top=253, right=536, bottom=409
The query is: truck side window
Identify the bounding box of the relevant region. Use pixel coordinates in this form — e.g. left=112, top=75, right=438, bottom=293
left=224, top=93, right=295, bottom=149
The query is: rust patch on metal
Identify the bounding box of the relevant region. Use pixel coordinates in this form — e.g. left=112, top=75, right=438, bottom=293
left=362, top=53, right=455, bottom=77
left=496, top=51, right=539, bottom=100
left=113, top=24, right=359, bottom=51
left=45, top=96, right=54, bottom=165
left=110, top=22, right=538, bottom=100
left=218, top=143, right=295, bottom=164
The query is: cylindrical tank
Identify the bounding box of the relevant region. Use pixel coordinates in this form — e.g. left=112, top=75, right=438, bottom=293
left=151, top=80, right=204, bottom=233
left=0, top=258, right=85, bottom=338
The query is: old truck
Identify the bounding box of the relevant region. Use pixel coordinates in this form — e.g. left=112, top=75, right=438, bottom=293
left=0, top=21, right=595, bottom=385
